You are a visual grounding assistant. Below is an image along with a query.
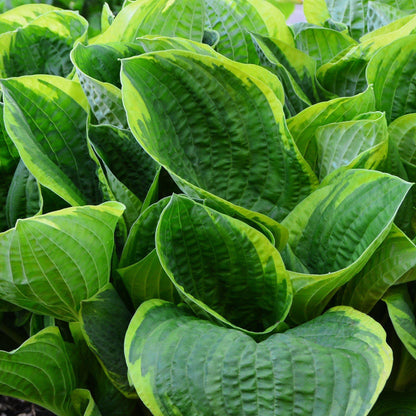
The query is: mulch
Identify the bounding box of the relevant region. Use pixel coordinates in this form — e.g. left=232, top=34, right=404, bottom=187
left=0, top=396, right=55, bottom=416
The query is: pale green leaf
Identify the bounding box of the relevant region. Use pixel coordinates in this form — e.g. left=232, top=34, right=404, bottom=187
left=1, top=75, right=102, bottom=206
left=316, top=111, right=388, bottom=179
left=92, top=0, right=205, bottom=44
left=0, top=202, right=124, bottom=321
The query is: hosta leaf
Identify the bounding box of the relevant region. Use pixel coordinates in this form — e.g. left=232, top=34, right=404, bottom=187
left=367, top=34, right=416, bottom=122
left=0, top=202, right=124, bottom=321
left=156, top=195, right=292, bottom=334
left=0, top=326, right=77, bottom=416
left=79, top=284, right=135, bottom=397
left=125, top=300, right=392, bottom=416
left=204, top=0, right=293, bottom=63
left=389, top=113, right=416, bottom=167
left=100, top=3, right=114, bottom=33
left=5, top=159, right=42, bottom=228
left=316, top=111, right=388, bottom=179
left=93, top=0, right=205, bottom=44
left=339, top=225, right=416, bottom=313
left=287, top=86, right=375, bottom=170
left=118, top=249, right=179, bottom=308
left=0, top=3, right=58, bottom=33
left=251, top=32, right=316, bottom=99
left=294, top=26, right=357, bottom=67
left=281, top=169, right=411, bottom=324
left=1, top=75, right=103, bottom=206
left=0, top=10, right=87, bottom=77
left=369, top=391, right=416, bottom=416
left=72, top=389, right=103, bottom=416
left=71, top=42, right=144, bottom=128
left=366, top=1, right=408, bottom=32
left=383, top=286, right=416, bottom=360
left=88, top=124, right=158, bottom=203
left=122, top=50, right=317, bottom=222
left=120, top=197, right=171, bottom=267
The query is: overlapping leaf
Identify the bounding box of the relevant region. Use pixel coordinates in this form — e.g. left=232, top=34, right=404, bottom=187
left=156, top=195, right=292, bottom=334
left=0, top=10, right=87, bottom=77
left=281, top=169, right=411, bottom=324
left=339, top=225, right=416, bottom=313
left=125, top=300, right=392, bottom=416
left=122, top=50, right=317, bottom=222
left=0, top=202, right=124, bottom=321
left=1, top=75, right=103, bottom=206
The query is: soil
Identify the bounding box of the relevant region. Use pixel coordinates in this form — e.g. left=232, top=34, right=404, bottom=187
left=0, top=396, right=55, bottom=416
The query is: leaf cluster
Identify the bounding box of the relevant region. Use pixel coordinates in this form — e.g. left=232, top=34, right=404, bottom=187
left=1, top=0, right=416, bottom=415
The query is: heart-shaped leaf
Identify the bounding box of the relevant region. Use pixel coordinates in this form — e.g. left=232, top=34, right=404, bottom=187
left=0, top=202, right=124, bottom=321
left=125, top=300, right=392, bottom=416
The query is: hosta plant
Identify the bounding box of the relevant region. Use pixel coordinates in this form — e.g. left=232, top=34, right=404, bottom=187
left=1, top=0, right=416, bottom=415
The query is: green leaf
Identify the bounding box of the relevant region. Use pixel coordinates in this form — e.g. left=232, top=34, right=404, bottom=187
left=71, top=42, right=144, bottom=128
left=250, top=32, right=316, bottom=116
left=125, top=300, right=392, bottom=416
left=92, top=0, right=205, bottom=44
left=80, top=284, right=135, bottom=397
left=339, top=225, right=416, bottom=313
left=118, top=249, right=179, bottom=308
left=204, top=0, right=293, bottom=63
left=1, top=75, right=103, bottom=206
left=287, top=86, right=375, bottom=171
left=120, top=197, right=171, bottom=267
left=294, top=26, right=357, bottom=67
left=0, top=326, right=77, bottom=416
left=5, top=159, right=42, bottom=228
left=72, top=389, right=103, bottom=416
left=0, top=202, right=124, bottom=321
left=316, top=111, right=388, bottom=179
left=0, top=10, right=87, bottom=78
left=156, top=195, right=292, bottom=334
left=281, top=169, right=411, bottom=324
left=389, top=113, right=416, bottom=167
left=88, top=124, right=158, bottom=203
left=383, top=285, right=416, bottom=360
left=0, top=3, right=58, bottom=33
left=122, top=50, right=317, bottom=222
left=367, top=34, right=416, bottom=122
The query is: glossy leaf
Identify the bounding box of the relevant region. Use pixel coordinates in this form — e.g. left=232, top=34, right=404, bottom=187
left=339, top=225, right=416, bottom=313
left=281, top=169, right=411, bottom=323
left=156, top=195, right=292, bottom=334
left=122, top=50, right=317, bottom=222
left=125, top=300, right=392, bottom=416
left=0, top=202, right=124, bottom=321
left=368, top=391, right=416, bottom=416
left=1, top=75, right=103, bottom=206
